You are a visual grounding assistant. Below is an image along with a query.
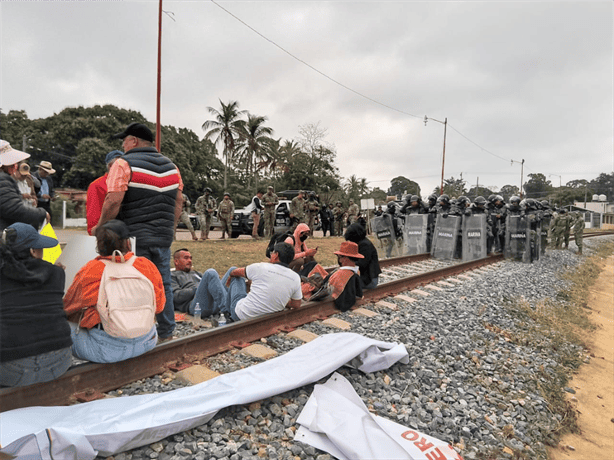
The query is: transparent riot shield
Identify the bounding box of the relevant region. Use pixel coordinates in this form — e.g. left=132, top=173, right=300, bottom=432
left=431, top=215, right=461, bottom=260
left=371, top=215, right=400, bottom=258
left=403, top=214, right=429, bottom=255
left=540, top=215, right=551, bottom=255
left=530, top=218, right=541, bottom=262
left=462, top=214, right=487, bottom=262
left=505, top=215, right=530, bottom=262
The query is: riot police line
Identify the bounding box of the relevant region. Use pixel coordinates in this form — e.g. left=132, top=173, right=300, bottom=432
left=370, top=194, right=579, bottom=263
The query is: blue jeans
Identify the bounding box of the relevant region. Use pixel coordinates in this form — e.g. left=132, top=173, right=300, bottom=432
left=363, top=277, right=379, bottom=289
left=69, top=323, right=157, bottom=363
left=136, top=245, right=175, bottom=338
left=0, top=347, right=72, bottom=387
left=188, top=267, right=247, bottom=321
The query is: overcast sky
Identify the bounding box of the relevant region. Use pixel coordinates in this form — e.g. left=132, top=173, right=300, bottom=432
left=1, top=1, right=612, bottom=196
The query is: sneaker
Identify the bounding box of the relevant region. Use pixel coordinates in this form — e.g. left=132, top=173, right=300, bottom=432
left=157, top=335, right=177, bottom=345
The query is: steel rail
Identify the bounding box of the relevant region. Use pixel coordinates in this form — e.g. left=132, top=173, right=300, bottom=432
left=0, top=253, right=505, bottom=413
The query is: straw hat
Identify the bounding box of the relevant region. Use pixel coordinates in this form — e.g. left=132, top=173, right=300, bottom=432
left=37, top=161, right=56, bottom=174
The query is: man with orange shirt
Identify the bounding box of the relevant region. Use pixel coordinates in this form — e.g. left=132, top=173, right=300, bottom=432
left=92, top=123, right=182, bottom=342
left=86, top=150, right=123, bottom=235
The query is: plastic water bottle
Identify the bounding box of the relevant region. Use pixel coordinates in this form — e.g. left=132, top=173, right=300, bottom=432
left=218, top=314, right=227, bottom=327
left=194, top=302, right=201, bottom=320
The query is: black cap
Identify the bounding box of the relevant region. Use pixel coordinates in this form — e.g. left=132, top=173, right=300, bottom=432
left=100, top=219, right=131, bottom=239
left=113, top=122, right=154, bottom=143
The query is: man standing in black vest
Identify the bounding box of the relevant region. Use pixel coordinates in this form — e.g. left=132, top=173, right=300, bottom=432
left=92, top=123, right=183, bottom=342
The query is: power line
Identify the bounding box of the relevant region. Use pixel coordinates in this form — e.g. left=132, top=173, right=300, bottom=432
left=209, top=0, right=422, bottom=120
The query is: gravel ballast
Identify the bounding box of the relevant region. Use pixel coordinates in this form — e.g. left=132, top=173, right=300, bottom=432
left=100, top=236, right=611, bottom=460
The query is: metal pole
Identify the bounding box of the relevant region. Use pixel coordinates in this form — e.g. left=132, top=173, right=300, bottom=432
left=520, top=158, right=524, bottom=198
left=156, top=0, right=163, bottom=151
left=440, top=118, right=447, bottom=195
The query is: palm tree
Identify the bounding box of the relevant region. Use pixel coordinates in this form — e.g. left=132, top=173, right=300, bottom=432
left=236, top=114, right=273, bottom=190
left=202, top=100, right=246, bottom=190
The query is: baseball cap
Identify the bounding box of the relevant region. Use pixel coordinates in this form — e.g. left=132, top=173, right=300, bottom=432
left=5, top=223, right=58, bottom=253
left=113, top=122, right=154, bottom=143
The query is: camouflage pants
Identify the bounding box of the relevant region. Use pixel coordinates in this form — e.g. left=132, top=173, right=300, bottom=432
left=574, top=231, right=583, bottom=253
left=334, top=220, right=344, bottom=237
left=220, top=215, right=232, bottom=236
left=198, top=213, right=212, bottom=239
left=307, top=213, right=317, bottom=234
left=176, top=211, right=196, bottom=238
left=263, top=210, right=275, bottom=237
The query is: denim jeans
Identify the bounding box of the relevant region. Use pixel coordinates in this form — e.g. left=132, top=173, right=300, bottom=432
left=0, top=347, right=72, bottom=387
left=69, top=323, right=157, bottom=363
left=363, top=277, right=379, bottom=290
left=136, top=245, right=175, bottom=338
left=188, top=267, right=247, bottom=321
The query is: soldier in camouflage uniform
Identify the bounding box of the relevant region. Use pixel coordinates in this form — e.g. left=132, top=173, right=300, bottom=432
left=332, top=201, right=345, bottom=237
left=551, top=209, right=572, bottom=249
left=195, top=187, right=216, bottom=240
left=347, top=199, right=359, bottom=225
left=261, top=185, right=279, bottom=237
left=572, top=212, right=585, bottom=254
left=217, top=192, right=235, bottom=239
left=305, top=192, right=320, bottom=235
left=175, top=193, right=198, bottom=241
left=290, top=191, right=306, bottom=231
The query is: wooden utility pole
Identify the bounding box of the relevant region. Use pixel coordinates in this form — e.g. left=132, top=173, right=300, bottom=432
left=156, top=0, right=163, bottom=151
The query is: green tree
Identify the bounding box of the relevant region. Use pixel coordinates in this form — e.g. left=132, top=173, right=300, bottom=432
left=433, top=176, right=465, bottom=197
left=523, top=173, right=552, bottom=199
left=235, top=113, right=274, bottom=191
left=466, top=186, right=494, bottom=201
left=499, top=184, right=520, bottom=201
left=388, top=176, right=420, bottom=198
left=589, top=173, right=614, bottom=201
left=344, top=175, right=370, bottom=202
left=202, top=100, right=246, bottom=191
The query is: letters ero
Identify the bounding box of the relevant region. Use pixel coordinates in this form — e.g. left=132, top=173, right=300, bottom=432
left=401, top=429, right=463, bottom=460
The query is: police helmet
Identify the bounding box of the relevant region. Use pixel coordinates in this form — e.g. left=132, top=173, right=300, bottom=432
left=474, top=196, right=486, bottom=206
left=457, top=196, right=470, bottom=206
left=540, top=200, right=550, bottom=208
left=438, top=194, right=450, bottom=204
left=428, top=193, right=438, bottom=203
left=487, top=194, right=497, bottom=203
left=224, top=192, right=230, bottom=197
left=509, top=196, right=521, bottom=205
left=204, top=187, right=212, bottom=193
left=410, top=195, right=420, bottom=203
left=495, top=195, right=504, bottom=203
left=525, top=198, right=537, bottom=210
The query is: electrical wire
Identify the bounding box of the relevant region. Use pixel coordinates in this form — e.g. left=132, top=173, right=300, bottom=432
left=209, top=0, right=422, bottom=120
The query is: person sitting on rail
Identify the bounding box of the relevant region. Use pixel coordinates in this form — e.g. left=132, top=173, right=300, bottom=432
left=344, top=222, right=381, bottom=289
left=301, top=241, right=364, bottom=312
left=171, top=248, right=202, bottom=313
left=0, top=223, right=73, bottom=387
left=285, top=223, right=318, bottom=272
left=186, top=242, right=302, bottom=323
left=63, top=220, right=165, bottom=363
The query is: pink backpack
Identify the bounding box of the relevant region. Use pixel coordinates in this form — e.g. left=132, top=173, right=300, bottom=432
left=96, top=251, right=156, bottom=338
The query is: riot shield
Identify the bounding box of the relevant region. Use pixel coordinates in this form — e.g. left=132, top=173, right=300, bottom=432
left=431, top=215, right=461, bottom=260
left=505, top=215, right=530, bottom=262
left=371, top=215, right=401, bottom=258
left=530, top=218, right=541, bottom=262
left=403, top=214, right=429, bottom=255
left=462, top=214, right=487, bottom=262
left=540, top=215, right=550, bottom=255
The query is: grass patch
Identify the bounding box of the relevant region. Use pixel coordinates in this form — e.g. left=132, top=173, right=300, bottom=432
left=504, top=242, right=614, bottom=443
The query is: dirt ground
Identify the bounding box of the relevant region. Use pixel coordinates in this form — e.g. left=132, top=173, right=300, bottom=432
left=549, top=255, right=614, bottom=460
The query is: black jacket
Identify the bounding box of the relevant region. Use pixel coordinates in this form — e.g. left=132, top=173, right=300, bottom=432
left=0, top=171, right=47, bottom=232
left=0, top=256, right=72, bottom=362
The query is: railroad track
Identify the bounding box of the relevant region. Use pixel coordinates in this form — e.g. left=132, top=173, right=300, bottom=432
left=1, top=231, right=611, bottom=413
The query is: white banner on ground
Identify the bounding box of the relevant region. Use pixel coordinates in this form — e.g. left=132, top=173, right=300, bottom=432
left=0, top=333, right=409, bottom=460
left=295, top=372, right=463, bottom=460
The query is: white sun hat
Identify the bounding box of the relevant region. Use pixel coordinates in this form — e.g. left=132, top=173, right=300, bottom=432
left=0, top=140, right=30, bottom=167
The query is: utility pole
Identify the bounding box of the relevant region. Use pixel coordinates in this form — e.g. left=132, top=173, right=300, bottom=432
left=156, top=0, right=163, bottom=151
left=424, top=116, right=447, bottom=195
left=511, top=159, right=525, bottom=198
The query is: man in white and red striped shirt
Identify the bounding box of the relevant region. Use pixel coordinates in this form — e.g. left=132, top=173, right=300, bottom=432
left=93, top=122, right=182, bottom=341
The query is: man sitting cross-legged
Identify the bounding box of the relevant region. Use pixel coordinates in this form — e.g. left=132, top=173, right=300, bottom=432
left=186, top=242, right=302, bottom=323
left=170, top=248, right=203, bottom=313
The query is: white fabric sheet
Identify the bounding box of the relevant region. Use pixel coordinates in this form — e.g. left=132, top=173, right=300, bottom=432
left=0, top=333, right=408, bottom=460
left=295, top=373, right=464, bottom=460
